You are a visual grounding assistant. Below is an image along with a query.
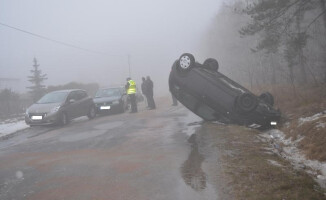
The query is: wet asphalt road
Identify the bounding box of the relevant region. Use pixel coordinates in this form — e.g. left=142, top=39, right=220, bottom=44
left=0, top=102, right=223, bottom=200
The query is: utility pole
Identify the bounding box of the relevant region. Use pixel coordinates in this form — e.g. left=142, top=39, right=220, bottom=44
left=128, top=54, right=131, bottom=78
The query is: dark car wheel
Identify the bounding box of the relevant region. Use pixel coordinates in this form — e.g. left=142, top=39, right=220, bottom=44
left=203, top=58, right=219, bottom=71
left=236, top=93, right=258, bottom=113
left=178, top=53, right=195, bottom=72
left=59, top=112, right=69, bottom=126
left=87, top=106, right=96, bottom=119
left=259, top=92, right=274, bottom=106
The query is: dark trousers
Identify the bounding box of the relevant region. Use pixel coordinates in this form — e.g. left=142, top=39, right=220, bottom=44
left=129, top=94, right=137, bottom=112
left=147, top=95, right=156, bottom=109
left=144, top=94, right=150, bottom=107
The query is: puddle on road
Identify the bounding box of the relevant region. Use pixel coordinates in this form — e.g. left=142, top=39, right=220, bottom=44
left=180, top=133, right=218, bottom=199
left=94, top=121, right=124, bottom=130
left=181, top=134, right=207, bottom=191
left=59, top=130, right=106, bottom=142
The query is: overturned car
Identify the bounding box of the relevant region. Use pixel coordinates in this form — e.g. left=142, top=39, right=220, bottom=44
left=169, top=53, right=281, bottom=129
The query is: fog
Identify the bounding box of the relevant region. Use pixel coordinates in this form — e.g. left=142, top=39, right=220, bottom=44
left=0, top=0, right=222, bottom=96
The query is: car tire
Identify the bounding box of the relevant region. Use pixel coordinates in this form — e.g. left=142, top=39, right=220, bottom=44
left=203, top=58, right=219, bottom=71
left=259, top=92, right=274, bottom=106
left=59, top=112, right=69, bottom=126
left=235, top=93, right=258, bottom=113
left=87, top=106, right=96, bottom=119
left=177, top=53, right=195, bottom=72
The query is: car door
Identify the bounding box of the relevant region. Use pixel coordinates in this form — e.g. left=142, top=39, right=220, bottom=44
left=65, top=91, right=79, bottom=119
left=76, top=90, right=90, bottom=116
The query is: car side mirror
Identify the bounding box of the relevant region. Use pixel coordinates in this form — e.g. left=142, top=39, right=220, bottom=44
left=69, top=99, right=76, bottom=104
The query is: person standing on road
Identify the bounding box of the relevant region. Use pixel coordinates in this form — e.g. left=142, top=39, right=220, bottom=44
left=141, top=77, right=149, bottom=108
left=125, top=77, right=137, bottom=113
left=146, top=76, right=156, bottom=110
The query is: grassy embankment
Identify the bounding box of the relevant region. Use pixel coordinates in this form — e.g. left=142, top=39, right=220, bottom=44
left=253, top=83, right=326, bottom=162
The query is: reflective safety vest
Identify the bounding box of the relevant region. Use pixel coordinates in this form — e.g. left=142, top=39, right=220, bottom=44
left=127, top=80, right=136, bottom=94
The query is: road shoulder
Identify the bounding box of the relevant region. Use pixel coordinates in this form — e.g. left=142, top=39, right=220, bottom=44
left=199, top=123, right=326, bottom=200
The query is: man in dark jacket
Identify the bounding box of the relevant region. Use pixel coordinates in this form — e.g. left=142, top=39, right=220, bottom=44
left=141, top=77, right=149, bottom=108
left=146, top=76, right=156, bottom=109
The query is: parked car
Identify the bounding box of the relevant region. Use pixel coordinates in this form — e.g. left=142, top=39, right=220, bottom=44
left=169, top=53, right=281, bottom=129
left=25, top=89, right=96, bottom=126
left=94, top=87, right=128, bottom=114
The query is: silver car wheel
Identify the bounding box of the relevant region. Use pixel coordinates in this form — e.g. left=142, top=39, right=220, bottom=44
left=179, top=55, right=191, bottom=69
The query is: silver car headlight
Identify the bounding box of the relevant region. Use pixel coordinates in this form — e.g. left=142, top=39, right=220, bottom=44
left=50, top=106, right=61, bottom=113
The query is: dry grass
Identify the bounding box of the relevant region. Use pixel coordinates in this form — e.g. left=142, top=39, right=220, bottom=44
left=251, top=83, right=326, bottom=117
left=252, top=83, right=326, bottom=162
left=202, top=124, right=326, bottom=200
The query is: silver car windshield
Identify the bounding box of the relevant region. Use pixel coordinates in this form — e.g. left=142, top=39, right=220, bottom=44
left=37, top=92, right=69, bottom=104
left=95, top=88, right=121, bottom=98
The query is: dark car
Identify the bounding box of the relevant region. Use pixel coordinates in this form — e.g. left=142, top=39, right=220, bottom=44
left=94, top=87, right=128, bottom=114
left=25, top=89, right=96, bottom=126
left=169, top=53, right=281, bottom=129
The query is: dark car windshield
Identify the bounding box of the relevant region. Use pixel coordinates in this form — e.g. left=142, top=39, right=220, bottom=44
left=95, top=88, right=121, bottom=98
left=37, top=91, right=69, bottom=104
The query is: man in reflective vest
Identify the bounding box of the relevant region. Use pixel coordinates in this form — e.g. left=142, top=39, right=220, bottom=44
left=125, top=77, right=138, bottom=113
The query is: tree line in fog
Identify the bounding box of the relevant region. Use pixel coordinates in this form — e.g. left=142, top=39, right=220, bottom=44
left=201, top=0, right=326, bottom=91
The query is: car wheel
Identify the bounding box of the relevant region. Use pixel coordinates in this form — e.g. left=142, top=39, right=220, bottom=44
left=203, top=58, right=219, bottom=71
left=87, top=106, right=96, bottom=119
left=60, top=112, right=69, bottom=126
left=178, top=53, right=195, bottom=72
left=259, top=92, right=274, bottom=106
left=236, top=93, right=258, bottom=113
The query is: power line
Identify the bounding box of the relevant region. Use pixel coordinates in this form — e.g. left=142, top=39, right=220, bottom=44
left=0, top=22, right=124, bottom=56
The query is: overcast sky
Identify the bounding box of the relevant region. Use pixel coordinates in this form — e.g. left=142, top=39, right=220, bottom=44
left=0, top=0, right=222, bottom=95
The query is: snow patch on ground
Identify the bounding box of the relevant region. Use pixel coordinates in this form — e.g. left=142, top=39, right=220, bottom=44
left=298, top=110, right=326, bottom=126
left=0, top=120, right=29, bottom=139
left=259, top=129, right=326, bottom=189
left=267, top=159, right=283, bottom=168
left=316, top=122, right=326, bottom=129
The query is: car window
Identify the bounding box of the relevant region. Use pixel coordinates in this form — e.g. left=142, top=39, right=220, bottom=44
left=67, top=91, right=78, bottom=101
left=196, top=104, right=217, bottom=121
left=95, top=88, right=121, bottom=98
left=179, top=91, right=216, bottom=120
left=76, top=90, right=87, bottom=100
left=179, top=92, right=197, bottom=111
left=37, top=91, right=69, bottom=104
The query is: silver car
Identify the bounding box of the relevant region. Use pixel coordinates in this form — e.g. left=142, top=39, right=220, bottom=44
left=25, top=89, right=96, bottom=126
